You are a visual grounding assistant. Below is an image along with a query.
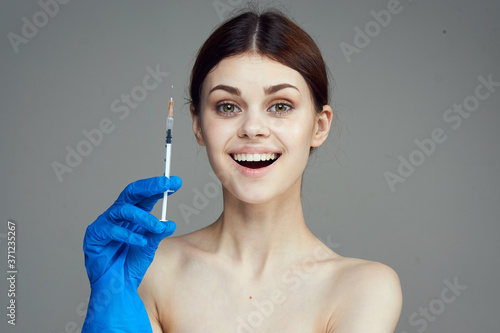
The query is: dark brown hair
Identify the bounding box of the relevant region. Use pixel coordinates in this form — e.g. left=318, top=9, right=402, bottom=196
left=189, top=9, right=330, bottom=116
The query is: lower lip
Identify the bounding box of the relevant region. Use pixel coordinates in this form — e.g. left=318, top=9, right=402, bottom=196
left=231, top=156, right=279, bottom=178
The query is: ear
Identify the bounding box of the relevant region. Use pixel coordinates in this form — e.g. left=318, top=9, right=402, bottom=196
left=310, top=105, right=333, bottom=148
left=190, top=103, right=206, bottom=146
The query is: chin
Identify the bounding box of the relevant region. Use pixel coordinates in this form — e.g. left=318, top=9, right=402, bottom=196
left=225, top=179, right=300, bottom=206
left=224, top=185, right=272, bottom=205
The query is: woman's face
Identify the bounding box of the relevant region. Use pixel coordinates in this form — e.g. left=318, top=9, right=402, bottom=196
left=192, top=52, right=332, bottom=204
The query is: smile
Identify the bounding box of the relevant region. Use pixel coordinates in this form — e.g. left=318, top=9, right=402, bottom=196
left=231, top=153, right=280, bottom=169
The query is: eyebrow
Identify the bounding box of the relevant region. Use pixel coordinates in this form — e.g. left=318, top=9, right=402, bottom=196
left=264, top=83, right=300, bottom=95
left=209, top=84, right=241, bottom=96
left=208, top=83, right=300, bottom=96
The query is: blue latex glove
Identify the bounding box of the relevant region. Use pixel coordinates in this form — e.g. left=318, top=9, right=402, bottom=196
left=82, top=176, right=182, bottom=332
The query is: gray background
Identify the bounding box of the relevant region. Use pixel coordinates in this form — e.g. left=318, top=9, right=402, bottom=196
left=1, top=0, right=499, bottom=332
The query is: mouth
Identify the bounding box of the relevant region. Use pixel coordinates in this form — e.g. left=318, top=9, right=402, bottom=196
left=230, top=153, right=281, bottom=169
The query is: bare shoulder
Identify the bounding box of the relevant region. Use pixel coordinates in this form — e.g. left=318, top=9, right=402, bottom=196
left=148, top=226, right=210, bottom=273
left=334, top=257, right=401, bottom=293
left=138, top=228, right=207, bottom=294
left=326, top=257, right=403, bottom=333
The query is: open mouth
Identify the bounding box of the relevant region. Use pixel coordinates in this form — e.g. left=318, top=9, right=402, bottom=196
left=231, top=153, right=281, bottom=169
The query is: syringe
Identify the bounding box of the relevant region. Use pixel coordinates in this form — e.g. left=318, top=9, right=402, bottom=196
left=160, top=86, right=174, bottom=222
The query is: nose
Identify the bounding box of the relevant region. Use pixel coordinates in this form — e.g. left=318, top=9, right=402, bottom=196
left=237, top=108, right=271, bottom=139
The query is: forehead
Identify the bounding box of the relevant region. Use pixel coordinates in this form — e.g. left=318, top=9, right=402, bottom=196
left=202, top=53, right=308, bottom=94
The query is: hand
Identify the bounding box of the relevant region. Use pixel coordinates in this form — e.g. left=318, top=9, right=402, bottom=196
left=82, top=176, right=181, bottom=332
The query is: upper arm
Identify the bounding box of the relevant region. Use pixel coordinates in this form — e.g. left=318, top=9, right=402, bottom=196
left=138, top=237, right=183, bottom=333
left=138, top=254, right=165, bottom=333
left=329, top=262, right=403, bottom=333
left=138, top=276, right=164, bottom=333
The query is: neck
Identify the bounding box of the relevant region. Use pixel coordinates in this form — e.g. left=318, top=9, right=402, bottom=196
left=206, top=182, right=317, bottom=278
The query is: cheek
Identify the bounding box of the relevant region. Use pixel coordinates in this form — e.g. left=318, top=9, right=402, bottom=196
left=271, top=117, right=315, bottom=149
left=201, top=118, right=232, bottom=150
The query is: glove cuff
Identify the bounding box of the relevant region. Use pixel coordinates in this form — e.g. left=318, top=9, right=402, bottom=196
left=82, top=285, right=152, bottom=332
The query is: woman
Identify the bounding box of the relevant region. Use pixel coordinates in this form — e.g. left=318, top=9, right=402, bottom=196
left=82, top=8, right=402, bottom=333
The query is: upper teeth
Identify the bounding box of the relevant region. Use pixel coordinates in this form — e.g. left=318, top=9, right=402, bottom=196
left=232, top=153, right=278, bottom=162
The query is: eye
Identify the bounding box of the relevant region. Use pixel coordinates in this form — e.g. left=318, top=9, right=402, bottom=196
left=269, top=102, right=292, bottom=113
left=216, top=103, right=240, bottom=114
